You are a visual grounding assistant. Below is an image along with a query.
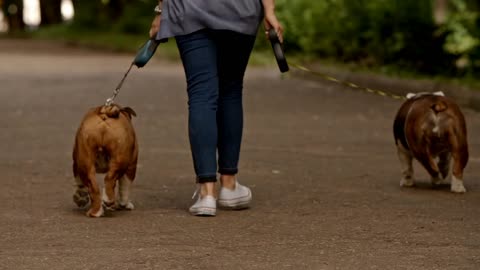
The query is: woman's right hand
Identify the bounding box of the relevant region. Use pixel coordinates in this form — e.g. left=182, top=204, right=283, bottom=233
left=149, top=15, right=161, bottom=39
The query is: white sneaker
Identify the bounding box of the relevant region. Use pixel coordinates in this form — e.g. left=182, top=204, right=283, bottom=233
left=218, top=181, right=252, bottom=209
left=189, top=195, right=216, bottom=216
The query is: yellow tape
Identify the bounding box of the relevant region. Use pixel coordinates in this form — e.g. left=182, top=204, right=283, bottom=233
left=291, top=63, right=406, bottom=101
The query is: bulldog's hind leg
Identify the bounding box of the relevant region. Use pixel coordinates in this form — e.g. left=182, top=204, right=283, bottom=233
left=73, top=174, right=90, bottom=208
left=451, top=167, right=466, bottom=193
left=436, top=152, right=452, bottom=185
left=102, top=168, right=121, bottom=211
left=118, top=175, right=134, bottom=210
left=397, top=142, right=414, bottom=187
left=450, top=151, right=468, bottom=193
left=118, top=163, right=136, bottom=210
left=85, top=170, right=104, bottom=217
left=417, top=152, right=443, bottom=186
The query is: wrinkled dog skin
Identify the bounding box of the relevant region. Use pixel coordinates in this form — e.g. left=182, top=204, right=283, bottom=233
left=393, top=92, right=469, bottom=193
left=72, top=104, right=138, bottom=217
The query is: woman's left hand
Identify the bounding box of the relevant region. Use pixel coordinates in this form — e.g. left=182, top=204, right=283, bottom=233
left=264, top=12, right=284, bottom=43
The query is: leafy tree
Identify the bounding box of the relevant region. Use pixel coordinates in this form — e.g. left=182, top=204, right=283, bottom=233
left=438, top=0, right=480, bottom=74
left=276, top=0, right=457, bottom=75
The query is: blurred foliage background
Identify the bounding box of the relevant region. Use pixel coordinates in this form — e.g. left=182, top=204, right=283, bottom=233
left=276, top=0, right=480, bottom=77
left=2, top=0, right=480, bottom=79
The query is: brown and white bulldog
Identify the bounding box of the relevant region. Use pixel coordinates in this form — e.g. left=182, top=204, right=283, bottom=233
left=393, top=91, right=469, bottom=193
left=72, top=104, right=138, bottom=217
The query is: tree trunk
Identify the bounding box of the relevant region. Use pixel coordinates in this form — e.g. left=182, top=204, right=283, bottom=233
left=107, top=0, right=124, bottom=21
left=70, top=0, right=102, bottom=28
left=433, top=0, right=448, bottom=25
left=39, top=0, right=63, bottom=26
left=2, top=0, right=25, bottom=33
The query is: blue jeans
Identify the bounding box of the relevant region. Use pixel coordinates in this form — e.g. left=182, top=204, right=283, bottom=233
left=175, top=29, right=256, bottom=183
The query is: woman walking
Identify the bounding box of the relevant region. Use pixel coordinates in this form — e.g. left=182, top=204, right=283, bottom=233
left=149, top=0, right=284, bottom=216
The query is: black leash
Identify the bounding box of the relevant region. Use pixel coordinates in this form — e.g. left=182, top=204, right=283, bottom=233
left=268, top=29, right=405, bottom=100
left=105, top=63, right=134, bottom=106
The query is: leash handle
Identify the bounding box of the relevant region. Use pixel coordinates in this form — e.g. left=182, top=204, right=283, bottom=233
left=268, top=29, right=289, bottom=73
left=133, top=38, right=160, bottom=68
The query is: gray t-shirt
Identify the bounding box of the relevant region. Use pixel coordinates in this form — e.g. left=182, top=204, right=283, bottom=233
left=156, top=0, right=264, bottom=41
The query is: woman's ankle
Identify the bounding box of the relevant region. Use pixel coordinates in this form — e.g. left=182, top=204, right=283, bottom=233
left=199, top=182, right=216, bottom=198
left=220, top=175, right=236, bottom=190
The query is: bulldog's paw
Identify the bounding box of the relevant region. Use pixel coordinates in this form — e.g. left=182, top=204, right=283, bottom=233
left=451, top=177, right=466, bottom=193
left=400, top=177, right=414, bottom=187
left=431, top=176, right=444, bottom=186
left=73, top=188, right=90, bottom=208
left=86, top=206, right=104, bottom=217
left=432, top=177, right=450, bottom=187
left=102, top=188, right=117, bottom=211
left=102, top=201, right=117, bottom=211
left=443, top=174, right=452, bottom=184
left=118, top=201, right=135, bottom=210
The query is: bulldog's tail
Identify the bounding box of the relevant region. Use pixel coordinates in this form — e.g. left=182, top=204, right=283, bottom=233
left=431, top=101, right=447, bottom=113
left=98, top=105, right=121, bottom=120
left=96, top=104, right=137, bottom=120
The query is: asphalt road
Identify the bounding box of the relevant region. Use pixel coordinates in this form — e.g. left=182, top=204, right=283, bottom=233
left=0, top=40, right=479, bottom=270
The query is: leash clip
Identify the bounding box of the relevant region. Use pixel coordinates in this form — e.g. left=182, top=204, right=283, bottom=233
left=105, top=97, right=114, bottom=106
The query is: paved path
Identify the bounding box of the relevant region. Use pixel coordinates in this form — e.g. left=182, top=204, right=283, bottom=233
left=1, top=40, right=480, bottom=269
